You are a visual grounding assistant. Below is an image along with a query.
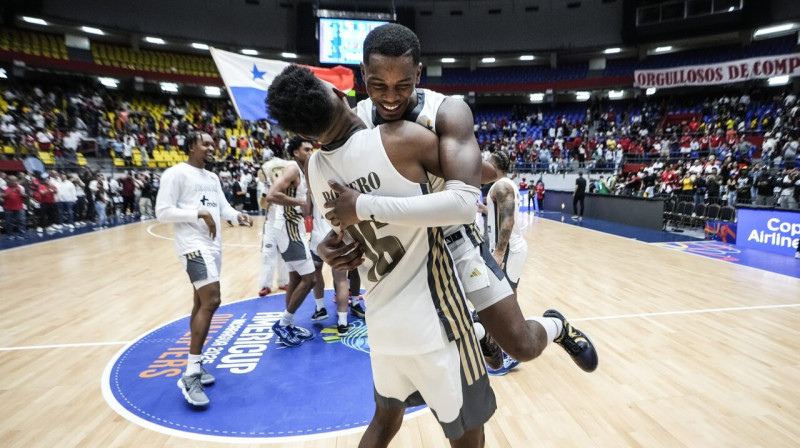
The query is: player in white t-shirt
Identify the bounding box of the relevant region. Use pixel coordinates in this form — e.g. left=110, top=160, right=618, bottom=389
left=155, top=132, right=252, bottom=407
left=268, top=64, right=494, bottom=447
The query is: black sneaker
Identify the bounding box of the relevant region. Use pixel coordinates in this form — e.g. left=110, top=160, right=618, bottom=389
left=337, top=323, right=350, bottom=337
left=311, top=307, right=329, bottom=321
left=350, top=303, right=366, bottom=319
left=472, top=311, right=503, bottom=370
left=543, top=309, right=598, bottom=372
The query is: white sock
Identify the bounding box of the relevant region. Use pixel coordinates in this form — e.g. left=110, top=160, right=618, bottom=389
left=473, top=322, right=486, bottom=341
left=280, top=310, right=294, bottom=327
left=350, top=295, right=360, bottom=306
left=314, top=298, right=325, bottom=311
left=186, top=354, right=202, bottom=376
left=526, top=317, right=563, bottom=345
left=337, top=312, right=348, bottom=326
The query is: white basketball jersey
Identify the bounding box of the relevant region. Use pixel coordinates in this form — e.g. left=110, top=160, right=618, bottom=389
left=355, top=89, right=484, bottom=246
left=487, top=177, right=527, bottom=253
left=273, top=160, right=307, bottom=248
left=307, top=126, right=472, bottom=356
left=261, top=157, right=289, bottom=223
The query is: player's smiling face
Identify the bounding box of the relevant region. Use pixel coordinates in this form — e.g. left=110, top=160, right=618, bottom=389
left=361, top=53, right=421, bottom=122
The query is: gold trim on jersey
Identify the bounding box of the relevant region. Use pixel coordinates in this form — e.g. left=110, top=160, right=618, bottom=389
left=467, top=222, right=485, bottom=245
left=425, top=225, right=483, bottom=385
left=283, top=186, right=304, bottom=242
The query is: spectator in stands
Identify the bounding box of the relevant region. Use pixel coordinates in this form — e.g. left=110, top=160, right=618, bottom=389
left=32, top=172, right=58, bottom=233
left=705, top=169, right=722, bottom=204
left=119, top=172, right=136, bottom=217
left=572, top=171, right=587, bottom=222
left=534, top=180, right=545, bottom=216
left=139, top=174, right=155, bottom=220
left=94, top=182, right=109, bottom=228
left=123, top=133, right=135, bottom=167
left=783, top=138, right=798, bottom=170
left=71, top=174, right=87, bottom=225
left=53, top=171, right=76, bottom=228
left=1, top=174, right=27, bottom=239
left=777, top=169, right=798, bottom=209
left=755, top=166, right=777, bottom=206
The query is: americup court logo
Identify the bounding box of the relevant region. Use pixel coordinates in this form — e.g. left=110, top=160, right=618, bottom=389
left=102, top=291, right=424, bottom=443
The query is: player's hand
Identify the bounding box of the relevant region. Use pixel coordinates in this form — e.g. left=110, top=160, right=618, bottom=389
left=324, top=181, right=361, bottom=229
left=198, top=210, right=217, bottom=238
left=238, top=213, right=252, bottom=227
left=316, top=230, right=364, bottom=271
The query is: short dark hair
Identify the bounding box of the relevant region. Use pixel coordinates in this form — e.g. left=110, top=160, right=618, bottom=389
left=363, top=23, right=421, bottom=65
left=266, top=65, right=334, bottom=137
left=489, top=151, right=510, bottom=173
left=182, top=131, right=204, bottom=154
left=286, top=136, right=313, bottom=159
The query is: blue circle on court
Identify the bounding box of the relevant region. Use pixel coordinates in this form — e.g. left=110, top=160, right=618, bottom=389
left=102, top=291, right=425, bottom=442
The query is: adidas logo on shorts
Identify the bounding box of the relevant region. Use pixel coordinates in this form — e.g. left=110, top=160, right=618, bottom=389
left=470, top=268, right=482, bottom=278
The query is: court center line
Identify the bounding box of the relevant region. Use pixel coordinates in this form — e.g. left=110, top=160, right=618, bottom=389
left=146, top=223, right=260, bottom=248
left=0, top=341, right=131, bottom=352
left=4, top=302, right=799, bottom=351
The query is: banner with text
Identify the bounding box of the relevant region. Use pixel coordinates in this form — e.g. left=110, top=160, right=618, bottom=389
left=736, top=208, right=800, bottom=257
left=634, top=53, right=800, bottom=89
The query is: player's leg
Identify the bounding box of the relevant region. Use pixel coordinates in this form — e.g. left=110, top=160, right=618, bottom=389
left=348, top=269, right=365, bottom=318
left=310, top=257, right=328, bottom=321
left=449, top=427, right=485, bottom=448
left=358, top=405, right=405, bottom=448
left=179, top=250, right=222, bottom=406
left=333, top=268, right=351, bottom=336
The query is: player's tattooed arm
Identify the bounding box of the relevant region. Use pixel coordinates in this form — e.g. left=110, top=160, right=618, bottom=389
left=492, top=183, right=516, bottom=268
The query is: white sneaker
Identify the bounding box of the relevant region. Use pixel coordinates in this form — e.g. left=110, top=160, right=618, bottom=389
left=36, top=227, right=43, bottom=233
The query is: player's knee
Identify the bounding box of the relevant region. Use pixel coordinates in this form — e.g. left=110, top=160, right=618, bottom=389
left=504, top=334, right=543, bottom=362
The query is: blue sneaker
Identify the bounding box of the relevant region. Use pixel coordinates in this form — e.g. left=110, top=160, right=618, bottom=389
left=543, top=309, right=598, bottom=373
left=487, top=353, right=520, bottom=376
left=272, top=321, right=302, bottom=347
left=290, top=325, right=314, bottom=341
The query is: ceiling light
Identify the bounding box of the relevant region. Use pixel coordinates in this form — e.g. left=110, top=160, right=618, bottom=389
left=281, top=52, right=297, bottom=59
left=22, top=16, right=48, bottom=26
left=191, top=42, right=209, bottom=50
left=0, top=68, right=8, bottom=79
left=646, top=88, right=657, bottom=96
left=145, top=36, right=165, bottom=45
left=98, top=77, right=119, bottom=88
left=604, top=47, right=622, bottom=54
left=81, top=26, right=104, bottom=35
left=609, top=90, right=624, bottom=99
left=728, top=6, right=735, bottom=12
left=754, top=23, right=795, bottom=38
left=481, top=57, right=496, bottom=63
left=160, top=82, right=179, bottom=93
left=576, top=91, right=591, bottom=100
left=205, top=86, right=222, bottom=96
left=767, top=76, right=790, bottom=86
left=530, top=93, right=544, bottom=102
left=654, top=46, right=672, bottom=53
left=519, top=55, right=535, bottom=61
left=451, top=94, right=465, bottom=100
left=441, top=57, right=456, bottom=63
left=241, top=49, right=258, bottom=56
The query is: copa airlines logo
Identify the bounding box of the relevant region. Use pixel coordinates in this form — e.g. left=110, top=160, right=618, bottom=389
left=737, top=208, right=800, bottom=256
left=102, top=291, right=424, bottom=443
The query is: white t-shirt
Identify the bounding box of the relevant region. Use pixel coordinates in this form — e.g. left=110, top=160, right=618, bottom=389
left=155, top=163, right=240, bottom=255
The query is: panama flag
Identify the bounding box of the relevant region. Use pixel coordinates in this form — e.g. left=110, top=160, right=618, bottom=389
left=210, top=48, right=355, bottom=121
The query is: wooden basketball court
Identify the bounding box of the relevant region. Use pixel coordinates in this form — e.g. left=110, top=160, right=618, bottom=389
left=2, top=215, right=799, bottom=447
